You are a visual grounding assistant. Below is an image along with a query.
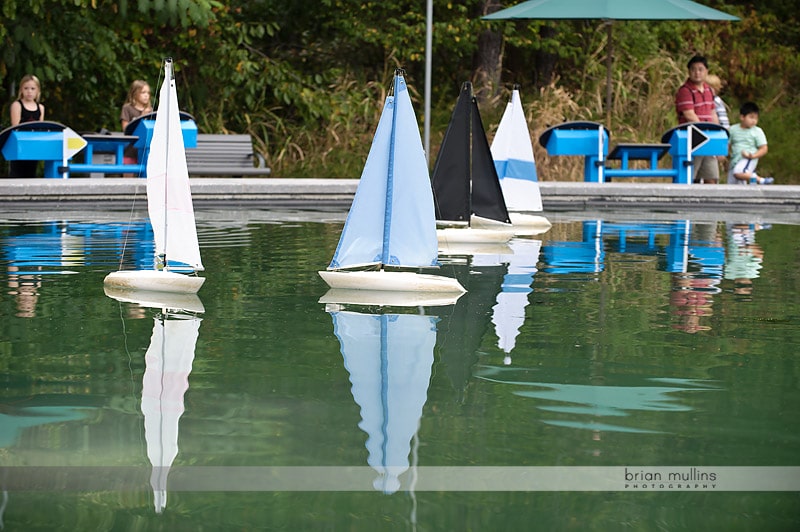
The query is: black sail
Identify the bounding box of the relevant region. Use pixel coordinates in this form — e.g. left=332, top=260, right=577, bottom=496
left=470, top=96, right=511, bottom=224
left=431, top=81, right=510, bottom=225
left=431, top=82, right=472, bottom=222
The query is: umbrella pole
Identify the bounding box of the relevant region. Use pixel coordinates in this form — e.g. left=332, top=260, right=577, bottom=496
left=424, top=0, right=433, bottom=165
left=605, top=21, right=613, bottom=127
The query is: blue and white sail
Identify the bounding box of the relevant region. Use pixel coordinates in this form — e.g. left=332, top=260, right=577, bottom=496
left=320, top=71, right=464, bottom=295
left=331, top=310, right=436, bottom=494
left=328, top=74, right=438, bottom=271
left=490, top=88, right=543, bottom=213
left=490, top=239, right=541, bottom=364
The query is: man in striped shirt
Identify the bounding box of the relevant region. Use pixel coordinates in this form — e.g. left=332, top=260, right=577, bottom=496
left=675, top=55, right=721, bottom=184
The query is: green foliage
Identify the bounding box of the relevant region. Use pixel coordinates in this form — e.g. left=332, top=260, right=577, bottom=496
left=0, top=0, right=798, bottom=181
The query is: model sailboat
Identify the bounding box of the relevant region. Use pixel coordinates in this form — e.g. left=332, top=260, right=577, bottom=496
left=489, top=86, right=551, bottom=232
left=104, top=58, right=205, bottom=294
left=431, top=82, right=514, bottom=244
left=319, top=70, right=465, bottom=295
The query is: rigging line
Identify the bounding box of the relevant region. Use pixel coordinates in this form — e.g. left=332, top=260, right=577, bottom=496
left=115, top=298, right=147, bottom=462
left=161, top=58, right=174, bottom=270
left=409, top=432, right=419, bottom=531
left=137, top=64, right=165, bottom=181
left=115, top=65, right=165, bottom=271
left=155, top=312, right=168, bottom=484
left=115, top=181, right=143, bottom=271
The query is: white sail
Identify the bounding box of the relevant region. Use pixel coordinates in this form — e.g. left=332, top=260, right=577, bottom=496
left=146, top=60, right=203, bottom=272
left=104, top=60, right=204, bottom=293
left=142, top=313, right=200, bottom=513
left=491, top=89, right=543, bottom=213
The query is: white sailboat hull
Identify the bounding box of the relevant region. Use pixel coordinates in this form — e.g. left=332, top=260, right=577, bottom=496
left=104, top=270, right=205, bottom=294
left=466, top=213, right=550, bottom=236
left=508, top=212, right=552, bottom=235
left=508, top=212, right=551, bottom=227
left=439, top=240, right=513, bottom=256
left=319, top=270, right=465, bottom=294
left=437, top=226, right=514, bottom=244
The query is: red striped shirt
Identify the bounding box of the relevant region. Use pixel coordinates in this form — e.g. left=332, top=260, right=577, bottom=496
left=675, top=80, right=715, bottom=124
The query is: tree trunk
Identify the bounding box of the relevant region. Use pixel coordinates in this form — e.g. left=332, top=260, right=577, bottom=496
left=534, top=24, right=558, bottom=89
left=473, top=0, right=504, bottom=101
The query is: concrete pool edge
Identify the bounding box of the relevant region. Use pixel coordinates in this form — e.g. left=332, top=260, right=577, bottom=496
left=0, top=178, right=798, bottom=214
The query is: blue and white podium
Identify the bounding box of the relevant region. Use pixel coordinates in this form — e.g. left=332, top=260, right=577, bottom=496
left=661, top=123, right=729, bottom=184
left=539, top=121, right=609, bottom=182
left=0, top=122, right=68, bottom=178
left=539, top=121, right=729, bottom=183
left=124, top=111, right=198, bottom=170
left=0, top=113, right=198, bottom=178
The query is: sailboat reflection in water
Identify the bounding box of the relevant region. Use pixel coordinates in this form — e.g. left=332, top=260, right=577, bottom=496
left=483, top=238, right=542, bottom=366
left=327, top=307, right=437, bottom=494
left=106, top=287, right=202, bottom=513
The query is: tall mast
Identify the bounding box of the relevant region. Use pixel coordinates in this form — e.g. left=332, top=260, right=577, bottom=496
left=162, top=58, right=173, bottom=271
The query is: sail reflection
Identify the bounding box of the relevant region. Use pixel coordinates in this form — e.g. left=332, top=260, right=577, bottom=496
left=329, top=308, right=437, bottom=494
left=482, top=239, right=542, bottom=365
left=438, top=239, right=540, bottom=367
left=435, top=260, right=506, bottom=403
left=106, top=288, right=202, bottom=513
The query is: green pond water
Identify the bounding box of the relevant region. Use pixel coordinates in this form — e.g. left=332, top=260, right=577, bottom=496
left=0, top=208, right=798, bottom=531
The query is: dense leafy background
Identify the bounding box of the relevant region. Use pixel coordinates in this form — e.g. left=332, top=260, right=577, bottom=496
left=1, top=1, right=798, bottom=180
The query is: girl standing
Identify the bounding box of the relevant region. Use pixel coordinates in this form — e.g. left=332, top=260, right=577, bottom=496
left=8, top=75, right=45, bottom=177
left=10, top=74, right=45, bottom=126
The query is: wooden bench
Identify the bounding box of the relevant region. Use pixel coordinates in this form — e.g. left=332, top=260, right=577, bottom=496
left=186, top=134, right=271, bottom=177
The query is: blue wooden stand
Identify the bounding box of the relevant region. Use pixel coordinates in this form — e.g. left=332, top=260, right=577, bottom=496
left=539, top=121, right=729, bottom=183
left=0, top=122, right=67, bottom=177
left=661, top=123, right=729, bottom=185
left=539, top=121, right=609, bottom=182
left=66, top=134, right=143, bottom=176
left=124, top=111, right=198, bottom=172
left=0, top=113, right=198, bottom=178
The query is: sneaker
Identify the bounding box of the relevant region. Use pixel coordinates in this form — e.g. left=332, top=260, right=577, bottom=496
left=761, top=177, right=774, bottom=184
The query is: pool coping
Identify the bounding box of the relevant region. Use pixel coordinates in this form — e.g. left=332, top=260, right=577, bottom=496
left=0, top=178, right=798, bottom=214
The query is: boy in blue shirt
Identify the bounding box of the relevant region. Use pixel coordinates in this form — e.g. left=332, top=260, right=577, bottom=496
left=728, top=101, right=773, bottom=184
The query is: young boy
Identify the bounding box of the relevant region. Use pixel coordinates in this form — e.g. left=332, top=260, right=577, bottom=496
left=728, top=101, right=774, bottom=184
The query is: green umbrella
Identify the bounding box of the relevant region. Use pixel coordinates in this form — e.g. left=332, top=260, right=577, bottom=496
left=483, top=0, right=739, bottom=124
